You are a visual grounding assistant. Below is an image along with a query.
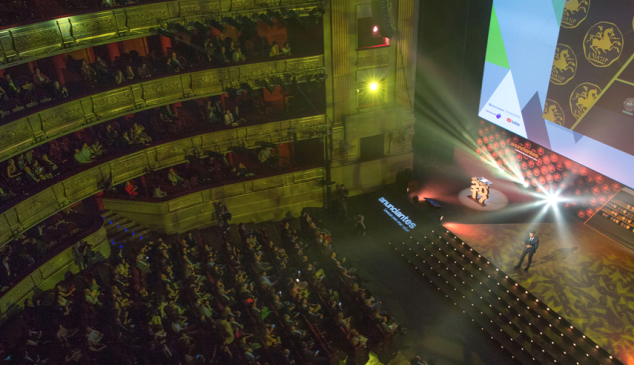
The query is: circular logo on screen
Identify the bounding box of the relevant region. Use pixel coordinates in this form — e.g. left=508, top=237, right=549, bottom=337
left=569, top=83, right=601, bottom=119
left=550, top=44, right=577, bottom=85
left=543, top=99, right=565, bottom=126
left=583, top=22, right=623, bottom=67
left=562, top=0, right=590, bottom=28
left=624, top=98, right=634, bottom=113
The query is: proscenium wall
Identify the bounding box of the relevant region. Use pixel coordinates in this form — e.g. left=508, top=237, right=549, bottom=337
left=413, top=0, right=492, bottom=169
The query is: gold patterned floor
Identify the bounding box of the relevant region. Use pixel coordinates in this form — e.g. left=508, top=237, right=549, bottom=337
left=444, top=221, right=634, bottom=364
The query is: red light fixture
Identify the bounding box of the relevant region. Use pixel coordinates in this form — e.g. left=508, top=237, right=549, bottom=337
left=372, top=25, right=380, bottom=37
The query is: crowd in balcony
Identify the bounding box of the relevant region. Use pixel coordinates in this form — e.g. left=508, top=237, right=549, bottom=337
left=0, top=19, right=309, bottom=120
left=0, top=76, right=325, bottom=210
left=0, top=0, right=155, bottom=28
left=112, top=145, right=286, bottom=200
left=0, top=211, right=95, bottom=290
left=0, top=206, right=403, bottom=364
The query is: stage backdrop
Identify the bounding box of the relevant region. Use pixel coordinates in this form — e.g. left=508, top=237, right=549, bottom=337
left=476, top=119, right=623, bottom=222
left=479, top=0, right=634, bottom=190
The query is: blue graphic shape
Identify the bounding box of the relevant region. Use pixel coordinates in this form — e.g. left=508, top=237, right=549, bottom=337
left=522, top=91, right=551, bottom=150
left=494, top=0, right=560, bottom=110
left=479, top=62, right=510, bottom=113
left=573, top=131, right=585, bottom=143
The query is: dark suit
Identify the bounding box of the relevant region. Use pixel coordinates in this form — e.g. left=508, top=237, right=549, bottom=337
left=24, top=172, right=39, bottom=186
left=517, top=235, right=539, bottom=269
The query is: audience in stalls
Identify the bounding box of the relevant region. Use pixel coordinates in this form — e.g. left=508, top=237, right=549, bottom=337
left=0, top=212, right=91, bottom=290
left=0, top=21, right=304, bottom=118
left=0, top=202, right=405, bottom=365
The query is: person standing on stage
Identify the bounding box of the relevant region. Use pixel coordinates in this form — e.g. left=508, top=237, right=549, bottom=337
left=336, top=184, right=349, bottom=221
left=514, top=230, right=539, bottom=272
left=354, top=213, right=366, bottom=236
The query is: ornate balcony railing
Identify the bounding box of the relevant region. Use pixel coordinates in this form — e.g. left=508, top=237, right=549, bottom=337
left=0, top=0, right=320, bottom=68
left=0, top=114, right=327, bottom=248
left=0, top=55, right=325, bottom=164
left=101, top=165, right=325, bottom=233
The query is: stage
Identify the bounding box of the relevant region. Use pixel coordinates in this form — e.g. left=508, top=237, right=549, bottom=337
left=406, top=148, right=634, bottom=364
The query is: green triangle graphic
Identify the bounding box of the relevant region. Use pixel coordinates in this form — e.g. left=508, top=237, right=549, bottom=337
left=485, top=5, right=510, bottom=69
left=551, top=0, right=565, bottom=26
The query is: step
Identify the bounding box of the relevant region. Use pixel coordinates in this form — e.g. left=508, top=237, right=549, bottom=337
left=435, top=229, right=615, bottom=365
left=404, top=239, right=572, bottom=364
left=392, top=243, right=531, bottom=364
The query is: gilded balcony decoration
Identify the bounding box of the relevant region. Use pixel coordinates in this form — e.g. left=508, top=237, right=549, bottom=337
left=8, top=23, right=64, bottom=61
left=92, top=89, right=136, bottom=120
left=71, top=13, right=119, bottom=46
left=0, top=0, right=321, bottom=68
left=39, top=101, right=87, bottom=138
left=125, top=3, right=173, bottom=35
left=0, top=55, right=325, bottom=164
left=178, top=0, right=222, bottom=17
left=0, top=114, right=326, bottom=248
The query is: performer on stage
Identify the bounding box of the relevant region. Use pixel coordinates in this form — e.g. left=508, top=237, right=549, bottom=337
left=514, top=230, right=539, bottom=272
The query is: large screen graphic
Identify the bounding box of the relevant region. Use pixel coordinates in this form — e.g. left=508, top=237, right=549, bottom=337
left=478, top=0, right=564, bottom=139
left=479, top=0, right=634, bottom=189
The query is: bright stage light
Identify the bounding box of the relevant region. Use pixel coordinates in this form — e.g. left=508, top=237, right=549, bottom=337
left=369, top=82, right=378, bottom=91
left=541, top=190, right=562, bottom=206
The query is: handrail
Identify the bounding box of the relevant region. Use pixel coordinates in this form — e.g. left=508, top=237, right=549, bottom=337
left=0, top=54, right=325, bottom=164
left=0, top=0, right=321, bottom=69
left=0, top=113, right=327, bottom=248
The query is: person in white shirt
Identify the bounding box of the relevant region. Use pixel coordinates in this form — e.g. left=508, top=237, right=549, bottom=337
left=224, top=109, right=234, bottom=125
left=153, top=185, right=168, bottom=198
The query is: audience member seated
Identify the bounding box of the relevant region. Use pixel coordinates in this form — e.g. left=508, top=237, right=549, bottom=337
left=153, top=185, right=168, bottom=198
left=80, top=60, right=97, bottom=87
left=113, top=68, right=126, bottom=85
left=51, top=81, right=69, bottom=101
left=232, top=106, right=246, bottom=124
left=124, top=180, right=138, bottom=197
left=22, top=166, right=40, bottom=186
left=232, top=46, right=245, bottom=63
left=137, top=61, right=152, bottom=79
left=32, top=68, right=51, bottom=89
left=168, top=168, right=186, bottom=187
left=1, top=73, right=22, bottom=99
left=124, top=65, right=136, bottom=81
left=74, top=147, right=94, bottom=164
left=270, top=41, right=282, bottom=57
left=224, top=109, right=235, bottom=125
left=166, top=52, right=185, bottom=73
left=6, top=158, right=22, bottom=183
left=282, top=42, right=292, bottom=56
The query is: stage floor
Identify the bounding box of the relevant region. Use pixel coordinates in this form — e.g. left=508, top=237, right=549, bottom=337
left=444, top=221, right=634, bottom=364
left=411, top=148, right=634, bottom=363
